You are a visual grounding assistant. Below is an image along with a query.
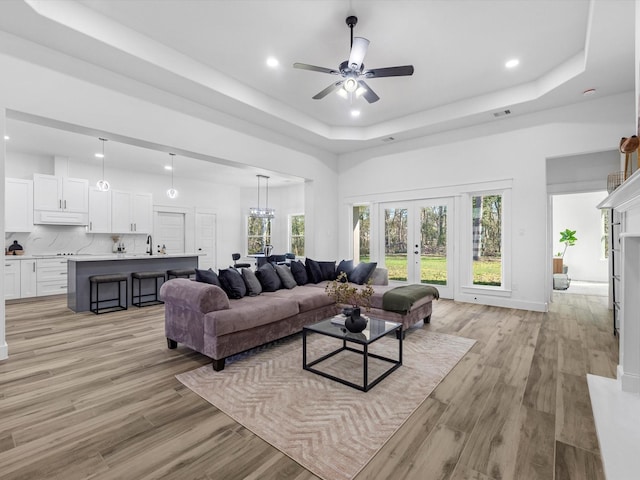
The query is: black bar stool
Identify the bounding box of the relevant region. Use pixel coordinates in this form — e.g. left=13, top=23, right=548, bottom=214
left=89, top=273, right=128, bottom=314
left=131, top=271, right=166, bottom=307
left=167, top=268, right=196, bottom=280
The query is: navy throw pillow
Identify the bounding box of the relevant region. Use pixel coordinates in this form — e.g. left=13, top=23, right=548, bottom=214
left=318, top=261, right=337, bottom=281
left=195, top=268, right=222, bottom=287
left=348, top=262, right=378, bottom=285
left=305, top=258, right=324, bottom=284
left=336, top=259, right=354, bottom=282
left=255, top=263, right=282, bottom=292
left=218, top=268, right=247, bottom=299
left=290, top=260, right=309, bottom=285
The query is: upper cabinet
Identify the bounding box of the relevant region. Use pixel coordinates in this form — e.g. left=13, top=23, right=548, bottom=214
left=5, top=178, right=34, bottom=232
left=33, top=174, right=89, bottom=225
left=87, top=187, right=112, bottom=233
left=111, top=190, right=152, bottom=234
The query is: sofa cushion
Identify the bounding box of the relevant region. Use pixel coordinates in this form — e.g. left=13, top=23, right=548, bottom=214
left=318, top=261, right=337, bottom=281
left=348, top=262, right=378, bottom=285
left=290, top=260, right=309, bottom=285
left=241, top=268, right=262, bottom=296
left=305, top=258, right=324, bottom=284
left=218, top=268, right=247, bottom=299
left=265, top=285, right=336, bottom=313
left=204, top=295, right=299, bottom=336
left=336, top=259, right=354, bottom=281
left=195, top=268, right=222, bottom=287
left=275, top=264, right=297, bottom=289
left=255, top=263, right=282, bottom=292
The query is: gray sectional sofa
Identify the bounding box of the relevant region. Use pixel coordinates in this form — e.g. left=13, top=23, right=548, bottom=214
left=160, top=267, right=436, bottom=371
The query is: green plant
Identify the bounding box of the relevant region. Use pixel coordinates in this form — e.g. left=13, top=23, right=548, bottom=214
left=558, top=228, right=577, bottom=258
left=325, top=272, right=374, bottom=311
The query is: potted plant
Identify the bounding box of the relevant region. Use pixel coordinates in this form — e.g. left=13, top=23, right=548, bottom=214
left=325, top=272, right=374, bottom=332
left=554, top=228, right=577, bottom=274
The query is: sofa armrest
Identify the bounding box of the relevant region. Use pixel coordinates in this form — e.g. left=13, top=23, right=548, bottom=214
left=160, top=278, right=230, bottom=313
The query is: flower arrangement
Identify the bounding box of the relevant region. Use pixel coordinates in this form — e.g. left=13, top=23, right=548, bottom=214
left=325, top=272, right=374, bottom=311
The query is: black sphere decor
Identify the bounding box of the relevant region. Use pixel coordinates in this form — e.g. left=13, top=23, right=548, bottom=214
left=344, top=307, right=367, bottom=333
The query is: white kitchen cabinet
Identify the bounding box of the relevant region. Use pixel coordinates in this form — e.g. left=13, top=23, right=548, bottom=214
left=5, top=178, right=34, bottom=232
left=111, top=190, right=152, bottom=233
left=4, top=260, right=21, bottom=300
left=20, top=259, right=37, bottom=298
left=33, top=174, right=89, bottom=225
left=88, top=187, right=112, bottom=233
left=36, top=257, right=68, bottom=296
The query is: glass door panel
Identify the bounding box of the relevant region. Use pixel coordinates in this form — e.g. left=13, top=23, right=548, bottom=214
left=419, top=205, right=448, bottom=286
left=384, top=207, right=409, bottom=281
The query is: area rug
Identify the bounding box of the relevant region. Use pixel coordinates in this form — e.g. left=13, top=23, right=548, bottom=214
left=176, top=329, right=475, bottom=480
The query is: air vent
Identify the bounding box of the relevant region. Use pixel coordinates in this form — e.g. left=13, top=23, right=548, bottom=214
left=493, top=109, right=511, bottom=118
left=381, top=136, right=395, bottom=142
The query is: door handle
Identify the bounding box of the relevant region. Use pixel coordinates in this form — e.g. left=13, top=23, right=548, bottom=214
left=414, top=251, right=419, bottom=255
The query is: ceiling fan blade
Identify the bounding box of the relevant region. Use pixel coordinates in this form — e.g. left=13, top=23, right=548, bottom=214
left=364, top=65, right=414, bottom=78
left=358, top=80, right=380, bottom=103
left=293, top=63, right=339, bottom=75
left=312, top=81, right=344, bottom=99
left=348, top=37, right=370, bottom=71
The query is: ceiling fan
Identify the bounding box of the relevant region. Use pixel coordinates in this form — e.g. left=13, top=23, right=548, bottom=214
left=293, top=15, right=414, bottom=103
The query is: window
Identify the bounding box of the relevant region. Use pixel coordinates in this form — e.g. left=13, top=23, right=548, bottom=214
left=471, top=193, right=502, bottom=286
left=353, top=205, right=370, bottom=263
left=289, top=214, right=305, bottom=256
left=247, top=216, right=272, bottom=255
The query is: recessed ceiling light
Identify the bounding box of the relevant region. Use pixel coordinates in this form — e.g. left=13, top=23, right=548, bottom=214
left=583, top=88, right=596, bottom=96
left=164, top=165, right=173, bottom=171
left=351, top=110, right=360, bottom=117
left=505, top=58, right=519, bottom=69
left=266, top=57, right=279, bottom=68
left=3, top=135, right=9, bottom=140
left=94, top=152, right=104, bottom=158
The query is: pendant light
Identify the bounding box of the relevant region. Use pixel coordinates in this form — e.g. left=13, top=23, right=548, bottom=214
left=96, top=137, right=110, bottom=192
left=166, top=152, right=178, bottom=199
left=249, top=174, right=275, bottom=218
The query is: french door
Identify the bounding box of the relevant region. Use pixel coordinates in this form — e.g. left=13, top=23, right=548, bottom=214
left=381, top=198, right=453, bottom=298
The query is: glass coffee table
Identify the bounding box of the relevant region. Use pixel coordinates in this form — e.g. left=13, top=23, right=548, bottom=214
left=302, top=316, right=402, bottom=392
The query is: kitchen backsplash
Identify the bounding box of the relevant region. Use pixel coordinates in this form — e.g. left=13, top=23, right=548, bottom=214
left=5, top=225, right=149, bottom=255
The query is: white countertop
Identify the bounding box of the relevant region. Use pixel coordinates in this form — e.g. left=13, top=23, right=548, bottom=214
left=5, top=253, right=202, bottom=261
left=67, top=253, right=203, bottom=262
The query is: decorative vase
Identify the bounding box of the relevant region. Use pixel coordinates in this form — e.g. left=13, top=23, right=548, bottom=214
left=344, top=307, right=367, bottom=333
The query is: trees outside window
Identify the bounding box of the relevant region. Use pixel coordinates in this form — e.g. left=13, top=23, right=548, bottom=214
left=471, top=194, right=502, bottom=286
left=354, top=205, right=370, bottom=263
left=289, top=214, right=305, bottom=256
left=247, top=216, right=271, bottom=255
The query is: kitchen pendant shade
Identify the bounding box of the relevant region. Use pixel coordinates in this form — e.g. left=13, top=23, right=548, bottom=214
left=166, top=152, right=178, bottom=199
left=96, top=138, right=110, bottom=192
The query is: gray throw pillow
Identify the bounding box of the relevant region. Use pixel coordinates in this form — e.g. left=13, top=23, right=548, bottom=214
left=275, top=265, right=297, bottom=289
left=241, top=268, right=262, bottom=296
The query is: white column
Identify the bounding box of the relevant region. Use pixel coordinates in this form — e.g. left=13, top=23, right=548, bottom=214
left=620, top=234, right=640, bottom=393
left=1, top=107, right=8, bottom=361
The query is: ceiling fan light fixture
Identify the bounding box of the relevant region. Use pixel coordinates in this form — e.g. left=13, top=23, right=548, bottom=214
left=344, top=77, right=358, bottom=93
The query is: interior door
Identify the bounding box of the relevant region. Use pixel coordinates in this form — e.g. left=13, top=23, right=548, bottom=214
left=155, top=212, right=185, bottom=254
left=381, top=198, right=453, bottom=298
left=195, top=212, right=216, bottom=270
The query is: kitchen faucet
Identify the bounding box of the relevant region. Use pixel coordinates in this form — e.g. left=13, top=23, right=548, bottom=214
left=146, top=235, right=153, bottom=255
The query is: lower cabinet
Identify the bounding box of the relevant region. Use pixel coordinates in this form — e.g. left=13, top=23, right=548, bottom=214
left=4, top=260, right=21, bottom=300
left=36, top=258, right=68, bottom=296
left=3, top=258, right=38, bottom=300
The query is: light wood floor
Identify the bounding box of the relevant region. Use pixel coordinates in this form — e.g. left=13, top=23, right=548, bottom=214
left=0, top=292, right=617, bottom=479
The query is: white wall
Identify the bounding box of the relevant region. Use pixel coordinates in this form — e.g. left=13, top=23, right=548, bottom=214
left=553, top=191, right=609, bottom=282
left=338, top=93, right=634, bottom=312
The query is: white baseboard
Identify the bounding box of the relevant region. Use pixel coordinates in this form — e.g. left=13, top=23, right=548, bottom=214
left=0, top=341, right=8, bottom=361
left=454, top=293, right=547, bottom=312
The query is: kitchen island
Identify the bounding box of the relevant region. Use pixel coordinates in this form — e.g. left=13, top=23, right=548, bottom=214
left=67, top=253, right=201, bottom=312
